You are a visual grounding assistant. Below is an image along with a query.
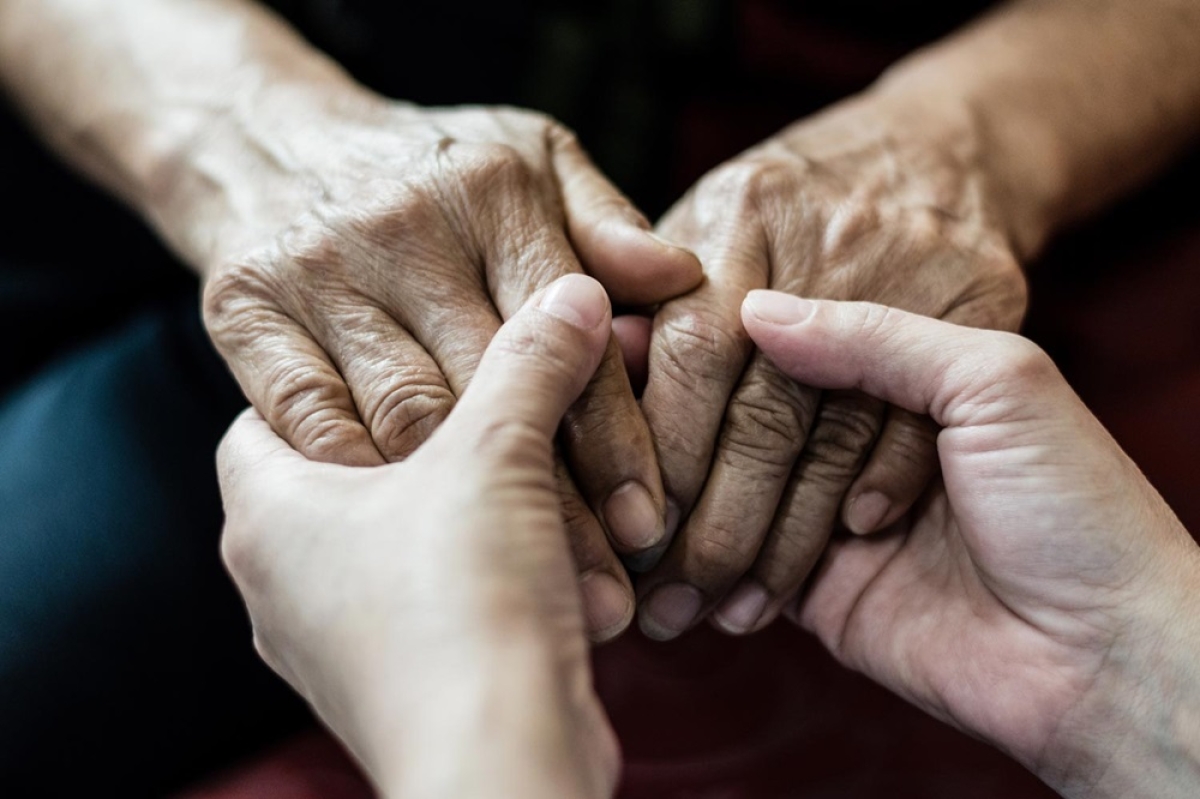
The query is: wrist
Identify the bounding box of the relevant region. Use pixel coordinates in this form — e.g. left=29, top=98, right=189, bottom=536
left=1037, top=540, right=1200, bottom=799
left=355, top=625, right=613, bottom=799
left=143, top=70, right=377, bottom=274
left=870, top=52, right=1068, bottom=261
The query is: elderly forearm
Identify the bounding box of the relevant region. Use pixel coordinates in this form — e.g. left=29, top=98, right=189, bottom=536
left=0, top=0, right=358, bottom=263
left=873, top=0, right=1200, bottom=258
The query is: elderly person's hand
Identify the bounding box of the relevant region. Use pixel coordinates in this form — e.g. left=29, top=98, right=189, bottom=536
left=132, top=6, right=701, bottom=642
left=743, top=292, right=1200, bottom=799
left=635, top=91, right=1027, bottom=639
left=218, top=275, right=621, bottom=799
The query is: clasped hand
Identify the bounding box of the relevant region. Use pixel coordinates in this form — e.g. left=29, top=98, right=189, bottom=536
left=221, top=276, right=1200, bottom=799
left=188, top=81, right=1029, bottom=642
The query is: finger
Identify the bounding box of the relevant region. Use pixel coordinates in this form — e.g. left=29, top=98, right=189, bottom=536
left=635, top=354, right=815, bottom=638
left=740, top=291, right=1059, bottom=428
left=204, top=294, right=385, bottom=467
left=485, top=211, right=671, bottom=558
left=639, top=225, right=766, bottom=563
left=446, top=274, right=612, bottom=443
left=302, top=303, right=456, bottom=462
left=612, top=314, right=651, bottom=395
left=557, top=463, right=636, bottom=642
left=841, top=407, right=939, bottom=535
left=711, top=390, right=884, bottom=635
left=216, top=408, right=310, bottom=506
left=550, top=127, right=703, bottom=306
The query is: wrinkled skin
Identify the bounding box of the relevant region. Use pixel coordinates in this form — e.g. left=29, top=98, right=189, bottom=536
left=218, top=276, right=622, bottom=799
left=738, top=294, right=1200, bottom=798
left=636, top=93, right=1029, bottom=639
left=189, top=94, right=701, bottom=639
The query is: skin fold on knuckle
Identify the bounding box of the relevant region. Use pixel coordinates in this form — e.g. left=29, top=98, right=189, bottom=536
left=800, top=394, right=883, bottom=488
left=264, top=360, right=364, bottom=462
left=363, top=377, right=455, bottom=460
left=718, top=365, right=813, bottom=473
left=675, top=522, right=764, bottom=592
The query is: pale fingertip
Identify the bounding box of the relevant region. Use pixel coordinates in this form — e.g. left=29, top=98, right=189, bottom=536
left=638, top=583, right=703, bottom=641
left=844, top=491, right=892, bottom=535
left=603, top=481, right=662, bottom=551
left=537, top=274, right=610, bottom=330
left=743, top=290, right=817, bottom=327
left=711, top=581, right=769, bottom=635
left=580, top=571, right=634, bottom=642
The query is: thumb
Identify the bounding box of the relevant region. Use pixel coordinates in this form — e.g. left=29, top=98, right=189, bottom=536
left=741, top=291, right=1064, bottom=429
left=445, top=274, right=612, bottom=447
left=217, top=408, right=317, bottom=511
left=551, top=128, right=703, bottom=306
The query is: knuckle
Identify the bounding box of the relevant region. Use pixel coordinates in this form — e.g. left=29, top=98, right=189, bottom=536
left=264, top=363, right=361, bottom=460
left=365, top=379, right=455, bottom=459
left=474, top=417, right=553, bottom=467
left=202, top=262, right=279, bottom=333
left=688, top=527, right=760, bottom=581
left=851, top=302, right=907, bottom=346
left=991, top=333, right=1057, bottom=386
left=705, top=158, right=796, bottom=212
left=719, top=382, right=809, bottom=475
left=458, top=142, right=534, bottom=191
left=656, top=309, right=749, bottom=384
left=880, top=417, right=938, bottom=471
left=805, top=395, right=881, bottom=473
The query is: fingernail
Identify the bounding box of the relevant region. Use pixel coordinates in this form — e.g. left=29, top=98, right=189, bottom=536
left=639, top=583, right=703, bottom=641
left=846, top=491, right=891, bottom=535
left=623, top=543, right=668, bottom=573
left=744, top=291, right=815, bottom=326
left=712, top=582, right=769, bottom=634
left=604, top=482, right=662, bottom=551
left=538, top=274, right=609, bottom=330
left=580, top=572, right=634, bottom=641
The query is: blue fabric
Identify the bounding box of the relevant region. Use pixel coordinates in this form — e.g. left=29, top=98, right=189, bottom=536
left=0, top=295, right=305, bottom=794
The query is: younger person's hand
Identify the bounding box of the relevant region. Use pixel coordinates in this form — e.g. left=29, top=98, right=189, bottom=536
left=218, top=275, right=621, bottom=799
left=743, top=292, right=1200, bottom=799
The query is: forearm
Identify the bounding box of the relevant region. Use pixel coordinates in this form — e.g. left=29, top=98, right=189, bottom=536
left=0, top=0, right=358, bottom=266
left=872, top=0, right=1200, bottom=258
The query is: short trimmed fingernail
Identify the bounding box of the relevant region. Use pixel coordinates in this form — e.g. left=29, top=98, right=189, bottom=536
left=846, top=491, right=891, bottom=534
left=580, top=572, right=633, bottom=640
left=744, top=291, right=815, bottom=326
left=639, top=583, right=703, bottom=641
left=604, top=482, right=662, bottom=551
left=623, top=543, right=668, bottom=573
left=538, top=274, right=609, bottom=330
left=712, top=582, right=769, bottom=634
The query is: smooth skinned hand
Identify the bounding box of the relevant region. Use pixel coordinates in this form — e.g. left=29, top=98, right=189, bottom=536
left=742, top=291, right=1200, bottom=799
left=636, top=90, right=1029, bottom=639
left=219, top=275, right=621, bottom=799
left=174, top=85, right=702, bottom=640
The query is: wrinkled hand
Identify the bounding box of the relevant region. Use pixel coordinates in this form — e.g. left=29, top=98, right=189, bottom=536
left=173, top=86, right=701, bottom=639
left=219, top=276, right=621, bottom=799
left=744, top=293, right=1200, bottom=799
left=636, top=93, right=1028, bottom=639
